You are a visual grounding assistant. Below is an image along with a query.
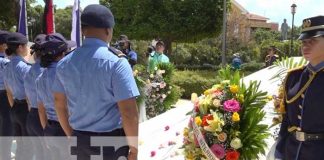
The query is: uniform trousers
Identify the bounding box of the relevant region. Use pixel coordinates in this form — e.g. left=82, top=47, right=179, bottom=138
left=72, top=128, right=129, bottom=160
left=0, top=90, right=13, bottom=160
left=44, top=120, right=70, bottom=160
left=26, top=108, right=45, bottom=160
left=10, top=99, right=32, bottom=160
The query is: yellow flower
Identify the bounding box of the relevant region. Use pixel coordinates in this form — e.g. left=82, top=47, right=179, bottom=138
left=204, top=111, right=224, bottom=132
left=183, top=127, right=189, bottom=137
left=232, top=112, right=240, bottom=122
left=133, top=70, right=139, bottom=76
left=186, top=153, right=194, bottom=160
left=229, top=85, right=239, bottom=94
left=238, top=94, right=244, bottom=103
left=204, top=89, right=211, bottom=96
left=267, top=95, right=273, bottom=101
left=278, top=86, right=284, bottom=98
left=195, top=116, right=202, bottom=126
left=191, top=93, right=198, bottom=103
left=199, top=96, right=213, bottom=113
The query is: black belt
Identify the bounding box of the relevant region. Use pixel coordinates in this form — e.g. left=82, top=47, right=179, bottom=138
left=13, top=99, right=27, bottom=104
left=294, top=131, right=324, bottom=141
left=0, top=90, right=6, bottom=94
left=47, top=120, right=60, bottom=125
left=73, top=128, right=124, bottom=136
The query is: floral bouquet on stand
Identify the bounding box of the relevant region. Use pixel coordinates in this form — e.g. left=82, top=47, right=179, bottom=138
left=270, top=84, right=285, bottom=128
left=183, top=67, right=269, bottom=160
left=144, top=63, right=182, bottom=119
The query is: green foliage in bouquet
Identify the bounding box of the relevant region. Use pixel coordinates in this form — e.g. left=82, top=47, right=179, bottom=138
left=134, top=65, right=147, bottom=105
left=183, top=67, right=269, bottom=160
left=238, top=80, right=269, bottom=159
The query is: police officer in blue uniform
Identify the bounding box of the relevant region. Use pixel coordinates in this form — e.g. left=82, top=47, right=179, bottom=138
left=36, top=33, right=76, bottom=160
left=53, top=4, right=139, bottom=160
left=3, top=32, right=32, bottom=160
left=275, top=15, right=324, bottom=160
left=24, top=34, right=46, bottom=160
left=0, top=30, right=13, bottom=160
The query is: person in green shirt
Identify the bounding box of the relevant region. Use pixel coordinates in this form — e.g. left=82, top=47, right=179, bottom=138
left=147, top=40, right=169, bottom=72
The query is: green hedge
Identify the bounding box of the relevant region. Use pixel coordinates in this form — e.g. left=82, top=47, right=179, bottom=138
left=172, top=70, right=220, bottom=99
left=241, top=62, right=265, bottom=75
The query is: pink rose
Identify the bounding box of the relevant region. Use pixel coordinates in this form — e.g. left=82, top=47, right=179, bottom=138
left=210, top=144, right=225, bottom=159
left=223, top=99, right=241, bottom=112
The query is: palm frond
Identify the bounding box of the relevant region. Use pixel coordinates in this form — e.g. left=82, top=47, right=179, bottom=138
left=270, top=57, right=307, bottom=81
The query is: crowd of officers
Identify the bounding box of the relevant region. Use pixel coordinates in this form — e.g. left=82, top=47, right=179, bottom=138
left=0, top=4, right=139, bottom=160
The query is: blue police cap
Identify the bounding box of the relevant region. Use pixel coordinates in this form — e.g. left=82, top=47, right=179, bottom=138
left=31, top=34, right=46, bottom=50
left=81, top=4, right=115, bottom=28
left=0, top=30, right=9, bottom=44
left=6, top=32, right=28, bottom=45
left=41, top=33, right=76, bottom=56
left=299, top=15, right=324, bottom=40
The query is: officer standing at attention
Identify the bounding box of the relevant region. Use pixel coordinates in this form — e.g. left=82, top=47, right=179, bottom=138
left=53, top=4, right=139, bottom=160
left=275, top=15, right=324, bottom=159
left=0, top=30, right=13, bottom=160
left=36, top=33, right=76, bottom=160
left=3, top=32, right=32, bottom=160
left=24, top=34, right=46, bottom=160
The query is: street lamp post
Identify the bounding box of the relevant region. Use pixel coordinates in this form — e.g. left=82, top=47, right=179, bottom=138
left=290, top=3, right=297, bottom=56
left=221, top=0, right=227, bottom=66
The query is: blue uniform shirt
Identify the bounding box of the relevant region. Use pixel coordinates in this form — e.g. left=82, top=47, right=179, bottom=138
left=36, top=63, right=59, bottom=121
left=0, top=53, right=10, bottom=90
left=52, top=38, right=140, bottom=132
left=128, top=50, right=137, bottom=61
left=3, top=55, right=30, bottom=100
left=24, top=60, right=43, bottom=108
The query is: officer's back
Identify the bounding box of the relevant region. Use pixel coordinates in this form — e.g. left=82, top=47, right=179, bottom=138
left=53, top=5, right=139, bottom=160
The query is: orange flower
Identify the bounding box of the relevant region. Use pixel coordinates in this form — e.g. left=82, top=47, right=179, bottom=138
left=202, top=114, right=214, bottom=127
left=278, top=101, right=286, bottom=113
left=226, top=150, right=240, bottom=160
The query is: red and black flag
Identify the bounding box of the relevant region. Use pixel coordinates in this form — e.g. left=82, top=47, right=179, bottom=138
left=43, top=0, right=55, bottom=34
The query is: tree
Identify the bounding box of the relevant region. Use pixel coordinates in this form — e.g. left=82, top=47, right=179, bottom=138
left=27, top=3, right=44, bottom=41
left=0, top=0, right=19, bottom=30
left=100, top=0, right=226, bottom=54
left=252, top=28, right=281, bottom=44
left=54, top=6, right=73, bottom=39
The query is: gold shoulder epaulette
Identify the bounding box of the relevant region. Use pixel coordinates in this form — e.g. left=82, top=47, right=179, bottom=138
left=285, top=65, right=316, bottom=104
left=287, top=65, right=306, bottom=73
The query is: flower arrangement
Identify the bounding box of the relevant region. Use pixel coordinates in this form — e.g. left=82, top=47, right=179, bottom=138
left=144, top=63, right=182, bottom=119
left=271, top=84, right=286, bottom=127
left=183, top=67, right=269, bottom=160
